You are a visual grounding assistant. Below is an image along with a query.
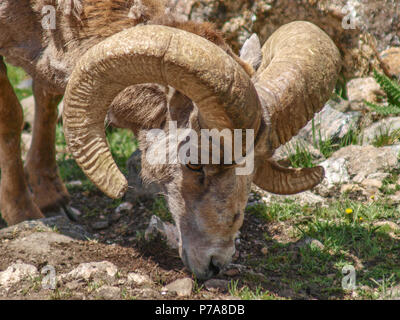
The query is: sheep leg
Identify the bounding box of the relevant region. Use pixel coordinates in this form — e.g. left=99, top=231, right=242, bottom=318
left=0, top=57, right=44, bottom=225
left=24, top=81, right=70, bottom=213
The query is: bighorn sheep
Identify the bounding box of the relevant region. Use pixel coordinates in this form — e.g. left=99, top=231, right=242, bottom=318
left=1, top=0, right=341, bottom=279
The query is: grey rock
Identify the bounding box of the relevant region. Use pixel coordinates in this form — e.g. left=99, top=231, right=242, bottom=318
left=20, top=133, right=32, bottom=160
left=296, top=237, right=325, bottom=250
left=65, top=280, right=81, bottom=291
left=20, top=96, right=35, bottom=130
left=328, top=96, right=351, bottom=113
left=8, top=232, right=74, bottom=256
left=127, top=272, right=152, bottom=286
left=64, top=261, right=118, bottom=282
left=16, top=78, right=33, bottom=90
left=319, top=157, right=351, bottom=188
left=0, top=263, right=39, bottom=291
left=95, top=285, right=121, bottom=300
left=163, top=278, right=193, bottom=297
left=361, top=179, right=383, bottom=189
left=92, top=221, right=109, bottom=230
left=346, top=77, right=384, bottom=111
left=328, top=145, right=400, bottom=183
left=361, top=117, right=400, bottom=145
left=204, top=279, right=230, bottom=292
left=373, top=221, right=400, bottom=231
left=261, top=190, right=326, bottom=206
left=125, top=150, right=161, bottom=202
left=381, top=47, right=400, bottom=79
left=145, top=215, right=179, bottom=249
left=273, top=136, right=324, bottom=162
left=0, top=216, right=92, bottom=241
left=115, top=202, right=133, bottom=214
left=298, top=104, right=360, bottom=144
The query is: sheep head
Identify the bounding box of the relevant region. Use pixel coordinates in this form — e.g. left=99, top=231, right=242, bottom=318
left=63, top=22, right=341, bottom=279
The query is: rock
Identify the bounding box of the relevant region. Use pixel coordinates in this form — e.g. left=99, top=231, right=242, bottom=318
left=66, top=180, right=83, bottom=187
left=389, top=191, right=400, bottom=203
left=127, top=272, right=152, bottom=286
left=65, top=280, right=81, bottom=291
left=132, top=287, right=159, bottom=299
left=21, top=133, right=32, bottom=160
left=115, top=202, right=133, bottom=214
left=366, top=172, right=390, bottom=181
left=125, top=150, right=161, bottom=202
left=328, top=96, right=351, bottom=113
left=145, top=215, right=179, bottom=249
left=224, top=268, right=240, bottom=277
left=297, top=104, right=360, bottom=144
left=361, top=179, right=383, bottom=189
left=328, top=145, right=400, bottom=183
left=362, top=117, right=400, bottom=146
left=16, top=77, right=33, bottom=90
left=64, top=261, right=118, bottom=282
left=95, top=285, right=121, bottom=300
left=296, top=237, right=325, bottom=250
left=109, top=212, right=121, bottom=223
left=189, top=0, right=398, bottom=78
left=373, top=221, right=400, bottom=232
left=319, top=157, right=351, bottom=189
left=0, top=263, right=39, bottom=291
left=204, top=279, right=230, bottom=292
left=261, top=190, right=326, bottom=206
left=273, top=136, right=324, bottom=162
left=0, top=216, right=92, bottom=241
left=340, top=183, right=364, bottom=194
left=388, top=285, right=400, bottom=300
left=346, top=77, right=384, bottom=111
left=92, top=221, right=109, bottom=230
left=163, top=278, right=193, bottom=297
left=381, top=47, right=400, bottom=78
left=20, top=96, right=35, bottom=130
left=8, top=232, right=74, bottom=256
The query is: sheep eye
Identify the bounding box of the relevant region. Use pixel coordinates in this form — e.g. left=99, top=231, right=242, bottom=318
left=186, top=163, right=203, bottom=172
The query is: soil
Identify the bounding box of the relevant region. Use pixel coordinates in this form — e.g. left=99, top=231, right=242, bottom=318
left=0, top=187, right=329, bottom=300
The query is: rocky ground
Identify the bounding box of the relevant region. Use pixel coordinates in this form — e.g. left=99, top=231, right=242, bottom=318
left=1, top=0, right=400, bottom=300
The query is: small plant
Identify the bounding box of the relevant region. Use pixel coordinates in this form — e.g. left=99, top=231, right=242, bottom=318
left=5, top=63, right=33, bottom=100
left=152, top=196, right=173, bottom=223
left=365, top=70, right=400, bottom=115
left=312, top=121, right=361, bottom=158
left=372, top=125, right=400, bottom=147
left=286, top=142, right=314, bottom=168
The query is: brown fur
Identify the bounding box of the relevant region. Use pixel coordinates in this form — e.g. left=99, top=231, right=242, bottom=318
left=0, top=0, right=252, bottom=226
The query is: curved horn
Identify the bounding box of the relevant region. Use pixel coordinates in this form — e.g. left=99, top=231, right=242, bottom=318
left=254, top=21, right=342, bottom=150
left=63, top=25, right=261, bottom=199
left=254, top=159, right=324, bottom=195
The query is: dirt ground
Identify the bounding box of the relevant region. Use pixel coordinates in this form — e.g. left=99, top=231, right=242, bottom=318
left=0, top=186, right=345, bottom=300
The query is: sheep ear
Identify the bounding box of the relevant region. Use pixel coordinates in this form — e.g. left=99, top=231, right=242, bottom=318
left=240, top=34, right=262, bottom=71
left=253, top=159, right=325, bottom=195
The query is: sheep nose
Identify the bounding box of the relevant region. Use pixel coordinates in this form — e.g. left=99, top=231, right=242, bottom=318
left=208, top=257, right=221, bottom=277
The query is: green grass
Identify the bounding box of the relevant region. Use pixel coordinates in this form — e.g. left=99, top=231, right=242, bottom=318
left=56, top=124, right=137, bottom=193
left=286, top=142, right=315, bottom=168
left=246, top=197, right=400, bottom=299
left=5, top=63, right=33, bottom=100
left=365, top=70, right=400, bottom=115
left=151, top=195, right=173, bottom=223
left=312, top=122, right=361, bottom=158
left=372, top=126, right=400, bottom=147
